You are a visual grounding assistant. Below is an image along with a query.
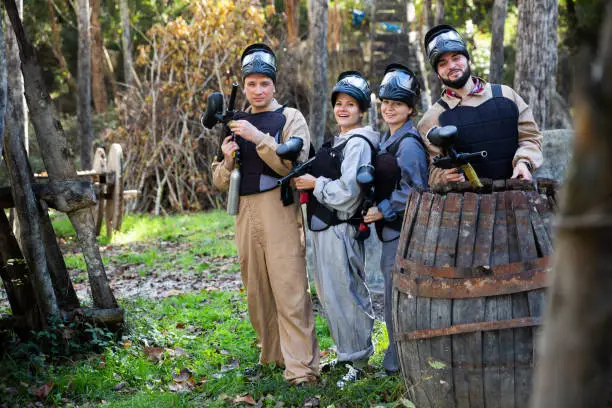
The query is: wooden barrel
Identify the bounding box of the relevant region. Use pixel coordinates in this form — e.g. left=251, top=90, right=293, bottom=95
left=392, top=179, right=557, bottom=408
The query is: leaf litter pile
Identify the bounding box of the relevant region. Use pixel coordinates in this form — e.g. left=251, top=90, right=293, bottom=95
left=76, top=240, right=243, bottom=303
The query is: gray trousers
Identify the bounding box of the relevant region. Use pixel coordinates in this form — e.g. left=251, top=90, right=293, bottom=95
left=311, top=223, right=375, bottom=363
left=381, top=237, right=400, bottom=372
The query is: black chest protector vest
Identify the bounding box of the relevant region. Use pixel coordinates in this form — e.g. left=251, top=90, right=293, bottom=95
left=437, top=84, right=519, bottom=180
left=306, top=135, right=375, bottom=231
left=373, top=129, right=425, bottom=240
left=234, top=108, right=286, bottom=196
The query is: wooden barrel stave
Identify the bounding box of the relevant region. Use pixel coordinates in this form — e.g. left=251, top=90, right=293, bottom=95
left=394, top=190, right=430, bottom=406
left=394, top=183, right=556, bottom=408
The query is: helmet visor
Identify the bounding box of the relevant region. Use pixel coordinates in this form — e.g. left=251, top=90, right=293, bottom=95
left=426, top=30, right=464, bottom=54
left=380, top=70, right=416, bottom=93
left=336, top=75, right=370, bottom=97
left=242, top=51, right=277, bottom=70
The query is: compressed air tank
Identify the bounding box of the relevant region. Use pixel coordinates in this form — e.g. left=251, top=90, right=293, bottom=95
left=226, top=168, right=241, bottom=215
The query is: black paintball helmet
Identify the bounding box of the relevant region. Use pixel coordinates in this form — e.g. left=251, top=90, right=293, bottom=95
left=331, top=71, right=371, bottom=111
left=424, top=24, right=469, bottom=71
left=378, top=63, right=421, bottom=108
left=241, top=43, right=277, bottom=83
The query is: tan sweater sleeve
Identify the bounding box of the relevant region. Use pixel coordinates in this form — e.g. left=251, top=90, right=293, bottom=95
left=255, top=107, right=311, bottom=176
left=417, top=106, right=446, bottom=187
left=211, top=159, right=231, bottom=192
left=502, top=85, right=544, bottom=170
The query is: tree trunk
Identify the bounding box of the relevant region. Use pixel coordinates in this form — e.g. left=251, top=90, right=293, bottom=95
left=530, top=6, right=612, bottom=407
left=46, top=0, right=76, bottom=96
left=424, top=0, right=433, bottom=27
left=78, top=0, right=93, bottom=170
left=119, top=0, right=132, bottom=87
left=421, top=1, right=441, bottom=102
left=514, top=0, right=558, bottom=130
left=90, top=0, right=107, bottom=113
left=308, top=0, right=328, bottom=148
left=4, top=0, right=118, bottom=310
left=489, top=0, right=507, bottom=84
left=4, top=0, right=26, bottom=155
left=285, top=0, right=299, bottom=45
left=434, top=0, right=444, bottom=25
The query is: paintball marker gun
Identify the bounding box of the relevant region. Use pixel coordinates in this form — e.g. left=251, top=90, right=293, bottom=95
left=354, top=164, right=375, bottom=241
left=428, top=125, right=488, bottom=189
left=276, top=140, right=318, bottom=204
left=201, top=83, right=241, bottom=215
left=201, top=83, right=240, bottom=160
left=275, top=136, right=304, bottom=206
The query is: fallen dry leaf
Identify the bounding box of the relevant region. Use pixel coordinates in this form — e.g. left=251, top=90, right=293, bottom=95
left=233, top=395, right=256, bottom=405
left=220, top=358, right=240, bottom=373
left=168, top=381, right=193, bottom=393
left=172, top=368, right=193, bottom=383
left=33, top=382, right=54, bottom=400
left=143, top=347, right=165, bottom=362
left=113, top=382, right=126, bottom=391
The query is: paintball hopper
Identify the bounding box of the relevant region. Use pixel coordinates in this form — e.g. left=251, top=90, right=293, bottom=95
left=276, top=137, right=304, bottom=162
left=201, top=92, right=224, bottom=129
left=428, top=125, right=458, bottom=148
left=356, top=164, right=375, bottom=186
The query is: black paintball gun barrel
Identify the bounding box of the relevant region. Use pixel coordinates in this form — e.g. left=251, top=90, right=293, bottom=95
left=428, top=125, right=487, bottom=188
left=276, top=156, right=318, bottom=186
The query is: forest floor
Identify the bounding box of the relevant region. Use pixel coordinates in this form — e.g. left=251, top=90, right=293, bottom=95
left=0, top=211, right=407, bottom=408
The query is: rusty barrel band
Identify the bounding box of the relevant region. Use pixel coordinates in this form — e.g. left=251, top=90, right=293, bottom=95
left=395, top=255, right=550, bottom=279
left=393, top=267, right=548, bottom=298
left=396, top=316, right=542, bottom=341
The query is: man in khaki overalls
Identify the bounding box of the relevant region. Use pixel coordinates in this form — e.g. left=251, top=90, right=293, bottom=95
left=211, top=43, right=319, bottom=385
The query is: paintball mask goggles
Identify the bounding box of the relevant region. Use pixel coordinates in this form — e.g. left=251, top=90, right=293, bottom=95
left=241, top=45, right=277, bottom=83
left=425, top=26, right=469, bottom=70
left=378, top=64, right=420, bottom=107
left=331, top=71, right=372, bottom=111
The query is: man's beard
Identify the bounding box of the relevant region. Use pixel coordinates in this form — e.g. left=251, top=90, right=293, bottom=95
left=440, top=66, right=471, bottom=89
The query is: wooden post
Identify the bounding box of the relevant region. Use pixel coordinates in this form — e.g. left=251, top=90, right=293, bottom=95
left=3, top=0, right=118, bottom=309
left=0, top=210, right=44, bottom=332
left=530, top=4, right=612, bottom=407
left=3, top=96, right=60, bottom=319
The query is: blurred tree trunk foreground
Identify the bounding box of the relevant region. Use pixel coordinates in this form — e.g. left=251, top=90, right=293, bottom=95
left=530, top=4, right=612, bottom=407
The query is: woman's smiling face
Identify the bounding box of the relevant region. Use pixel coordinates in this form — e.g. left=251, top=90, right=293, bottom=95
left=333, top=93, right=362, bottom=133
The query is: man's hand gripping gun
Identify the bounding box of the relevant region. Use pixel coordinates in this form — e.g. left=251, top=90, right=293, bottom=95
left=354, top=164, right=375, bottom=241
left=201, top=83, right=241, bottom=214
left=428, top=125, right=488, bottom=188
left=276, top=137, right=317, bottom=204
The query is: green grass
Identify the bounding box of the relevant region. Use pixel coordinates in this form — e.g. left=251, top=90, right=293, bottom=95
left=0, top=291, right=404, bottom=407
left=0, top=210, right=406, bottom=406
left=52, top=210, right=237, bottom=273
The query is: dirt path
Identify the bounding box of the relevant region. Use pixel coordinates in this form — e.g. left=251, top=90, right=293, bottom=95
left=0, top=241, right=385, bottom=319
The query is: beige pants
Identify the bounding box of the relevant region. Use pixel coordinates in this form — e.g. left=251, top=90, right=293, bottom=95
left=235, top=188, right=319, bottom=384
